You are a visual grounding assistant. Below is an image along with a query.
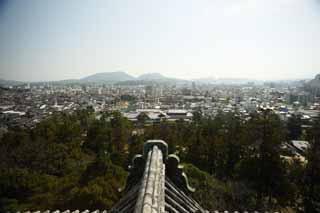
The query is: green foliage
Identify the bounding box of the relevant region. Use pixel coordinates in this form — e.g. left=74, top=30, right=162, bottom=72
left=120, top=94, right=137, bottom=102
left=304, top=116, right=320, bottom=212
left=183, top=163, right=256, bottom=212
left=287, top=114, right=303, bottom=140
left=0, top=109, right=127, bottom=212
left=237, top=111, right=294, bottom=209
left=66, top=155, right=127, bottom=210
left=0, top=108, right=313, bottom=211
left=141, top=110, right=304, bottom=210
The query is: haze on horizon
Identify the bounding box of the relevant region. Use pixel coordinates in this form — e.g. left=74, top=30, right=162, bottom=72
left=0, top=0, right=320, bottom=82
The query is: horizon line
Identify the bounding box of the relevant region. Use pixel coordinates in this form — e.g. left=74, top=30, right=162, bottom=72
left=0, top=71, right=316, bottom=83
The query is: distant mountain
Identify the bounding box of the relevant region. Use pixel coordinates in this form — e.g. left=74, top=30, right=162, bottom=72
left=0, top=72, right=184, bottom=85
left=0, top=78, right=24, bottom=86
left=80, top=71, right=135, bottom=83
left=46, top=79, right=80, bottom=85
left=308, top=74, right=320, bottom=88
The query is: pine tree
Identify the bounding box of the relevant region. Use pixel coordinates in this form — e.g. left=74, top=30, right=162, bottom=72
left=304, top=116, right=320, bottom=212
left=239, top=110, right=290, bottom=209
left=287, top=114, right=302, bottom=140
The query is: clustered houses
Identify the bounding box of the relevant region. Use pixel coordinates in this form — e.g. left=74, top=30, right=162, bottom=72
left=0, top=80, right=319, bottom=138
left=123, top=109, right=192, bottom=124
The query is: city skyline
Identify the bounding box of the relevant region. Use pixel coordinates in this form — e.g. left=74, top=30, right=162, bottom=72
left=0, top=0, right=320, bottom=81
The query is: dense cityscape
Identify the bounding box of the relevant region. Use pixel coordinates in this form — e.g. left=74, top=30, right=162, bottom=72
left=1, top=72, right=319, bottom=133
left=1, top=1, right=320, bottom=212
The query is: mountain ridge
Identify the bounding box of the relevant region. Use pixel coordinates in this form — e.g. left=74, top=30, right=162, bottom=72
left=307, top=74, right=320, bottom=88
left=80, top=71, right=135, bottom=83
left=1, top=72, right=314, bottom=86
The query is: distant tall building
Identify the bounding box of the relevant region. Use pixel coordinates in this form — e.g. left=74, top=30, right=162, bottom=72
left=82, top=85, right=87, bottom=93
left=181, top=88, right=192, bottom=96
left=145, top=85, right=153, bottom=98
left=192, top=81, right=196, bottom=95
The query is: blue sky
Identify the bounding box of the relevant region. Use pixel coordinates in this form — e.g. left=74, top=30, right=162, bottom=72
left=0, top=0, right=320, bottom=81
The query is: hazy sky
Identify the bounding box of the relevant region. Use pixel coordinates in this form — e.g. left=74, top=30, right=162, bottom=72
left=0, top=0, right=320, bottom=81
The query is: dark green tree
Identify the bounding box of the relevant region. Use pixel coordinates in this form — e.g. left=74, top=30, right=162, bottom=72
left=287, top=114, right=302, bottom=140
left=304, top=116, right=320, bottom=212
left=238, top=110, right=291, bottom=209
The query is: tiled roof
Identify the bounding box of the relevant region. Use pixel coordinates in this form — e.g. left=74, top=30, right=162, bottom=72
left=16, top=211, right=107, bottom=213
left=110, top=140, right=207, bottom=213
left=15, top=211, right=281, bottom=213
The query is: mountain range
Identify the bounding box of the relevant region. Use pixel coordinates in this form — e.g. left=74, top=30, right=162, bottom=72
left=1, top=71, right=317, bottom=86
left=80, top=71, right=183, bottom=84
left=0, top=71, right=184, bottom=86
left=80, top=71, right=136, bottom=83
left=0, top=78, right=24, bottom=86
left=308, top=74, right=320, bottom=88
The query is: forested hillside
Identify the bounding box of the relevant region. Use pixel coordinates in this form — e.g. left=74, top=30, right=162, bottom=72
left=0, top=108, right=319, bottom=212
